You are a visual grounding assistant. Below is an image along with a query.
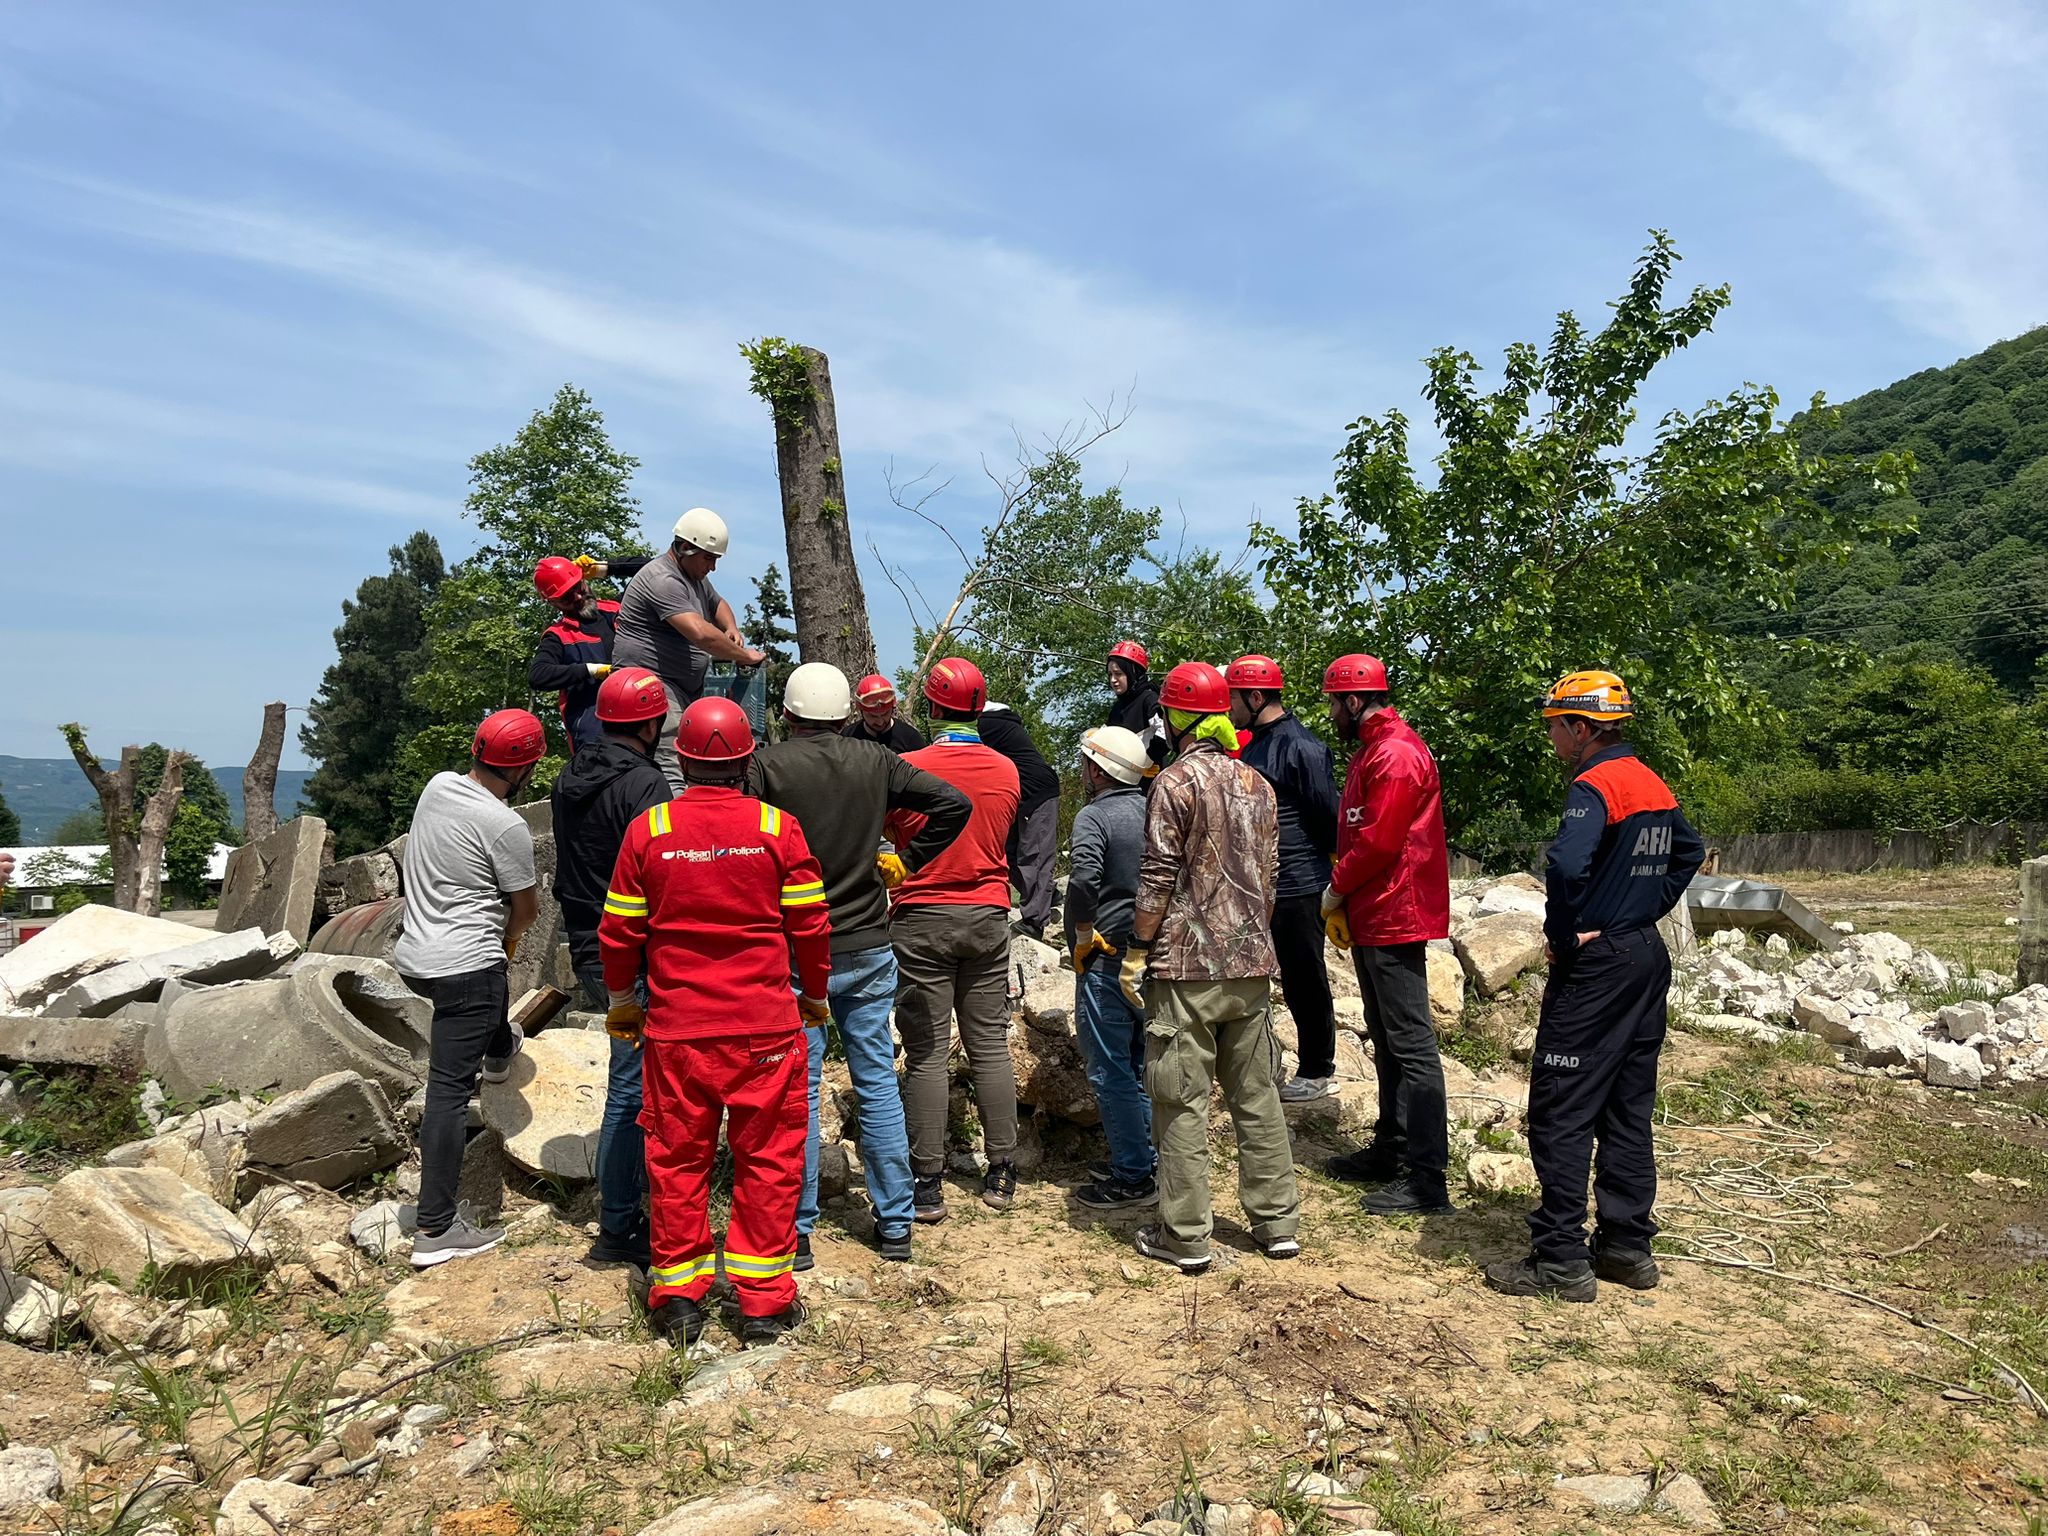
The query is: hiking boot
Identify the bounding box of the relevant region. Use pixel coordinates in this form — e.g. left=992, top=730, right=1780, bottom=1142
left=586, top=1222, right=651, bottom=1268
left=739, top=1300, right=806, bottom=1346
left=793, top=1234, right=815, bottom=1273
left=1483, top=1254, right=1598, bottom=1303
left=648, top=1295, right=707, bottom=1344
left=1074, top=1175, right=1158, bottom=1211
left=1278, top=1075, right=1335, bottom=1103
left=481, top=1022, right=526, bottom=1085
left=982, top=1160, right=1019, bottom=1210
left=1260, top=1234, right=1302, bottom=1260
left=1134, top=1224, right=1211, bottom=1274
left=877, top=1229, right=913, bottom=1263
left=1325, top=1142, right=1403, bottom=1184
left=1362, top=1175, right=1457, bottom=1217
left=913, top=1175, right=948, bottom=1224
left=1594, top=1244, right=1660, bottom=1290
left=409, top=1215, right=506, bottom=1269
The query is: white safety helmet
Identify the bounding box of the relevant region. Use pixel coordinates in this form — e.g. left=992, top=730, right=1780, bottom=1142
left=672, top=506, right=730, bottom=557
left=782, top=661, right=853, bottom=725
left=1080, top=725, right=1149, bottom=785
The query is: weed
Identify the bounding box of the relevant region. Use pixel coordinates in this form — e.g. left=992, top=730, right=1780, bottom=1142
left=1020, top=1334, right=1069, bottom=1367
left=2, top=1064, right=142, bottom=1156
left=1360, top=1467, right=1457, bottom=1536
left=501, top=1444, right=619, bottom=1536
left=628, top=1349, right=699, bottom=1407
left=112, top=1354, right=212, bottom=1443
left=303, top=1291, right=390, bottom=1340
left=1440, top=1025, right=1504, bottom=1074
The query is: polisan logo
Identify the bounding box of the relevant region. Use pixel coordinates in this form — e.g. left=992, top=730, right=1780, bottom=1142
left=662, top=844, right=768, bottom=862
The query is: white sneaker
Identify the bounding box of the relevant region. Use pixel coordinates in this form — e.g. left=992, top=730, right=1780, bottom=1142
left=1278, top=1075, right=1334, bottom=1103
left=481, top=1022, right=526, bottom=1084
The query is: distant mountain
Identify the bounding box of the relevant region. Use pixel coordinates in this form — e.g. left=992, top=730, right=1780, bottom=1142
left=0, top=755, right=310, bottom=845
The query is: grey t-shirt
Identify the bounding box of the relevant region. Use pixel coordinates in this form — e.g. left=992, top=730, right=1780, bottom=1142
left=611, top=554, right=725, bottom=700
left=393, top=772, right=537, bottom=979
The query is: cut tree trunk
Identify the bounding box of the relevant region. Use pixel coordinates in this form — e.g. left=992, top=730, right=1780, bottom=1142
left=243, top=701, right=287, bottom=841
left=768, top=346, right=879, bottom=679
left=132, top=752, right=188, bottom=918
left=62, top=728, right=140, bottom=910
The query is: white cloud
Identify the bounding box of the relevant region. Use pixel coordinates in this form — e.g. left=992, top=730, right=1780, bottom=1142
left=1712, top=0, right=2048, bottom=345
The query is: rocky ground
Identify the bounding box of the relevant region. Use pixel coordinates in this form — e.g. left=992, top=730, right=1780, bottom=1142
left=1, top=856, right=2044, bottom=1535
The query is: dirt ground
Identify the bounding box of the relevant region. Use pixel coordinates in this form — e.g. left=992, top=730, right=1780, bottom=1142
left=1758, top=866, right=2022, bottom=975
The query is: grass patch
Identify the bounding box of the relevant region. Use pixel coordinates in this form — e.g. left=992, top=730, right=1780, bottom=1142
left=501, top=1444, right=619, bottom=1536
left=2, top=1064, right=143, bottom=1156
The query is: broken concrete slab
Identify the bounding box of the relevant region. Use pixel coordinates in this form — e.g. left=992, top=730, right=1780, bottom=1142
left=103, top=1103, right=251, bottom=1204
left=1453, top=913, right=1547, bottom=996
left=479, top=1029, right=606, bottom=1180
left=41, top=927, right=283, bottom=1018
left=217, top=815, right=328, bottom=946
left=314, top=847, right=401, bottom=920
left=0, top=1013, right=147, bottom=1073
left=0, top=905, right=222, bottom=1012
left=41, top=1166, right=265, bottom=1288
left=244, top=1071, right=405, bottom=1187
left=145, top=956, right=428, bottom=1103
left=1010, top=1012, right=1099, bottom=1127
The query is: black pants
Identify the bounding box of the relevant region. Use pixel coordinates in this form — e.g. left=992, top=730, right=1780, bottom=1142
left=1526, top=927, right=1669, bottom=1264
left=1272, top=894, right=1337, bottom=1078
left=1006, top=799, right=1058, bottom=929
left=1353, top=942, right=1447, bottom=1181
left=405, top=963, right=511, bottom=1236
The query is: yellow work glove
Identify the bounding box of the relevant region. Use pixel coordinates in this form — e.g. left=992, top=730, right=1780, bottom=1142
left=586, top=662, right=613, bottom=679
left=1324, top=909, right=1353, bottom=950
left=875, top=851, right=907, bottom=889
left=798, top=994, right=831, bottom=1024
left=605, top=999, right=645, bottom=1050
left=1118, top=940, right=1150, bottom=1013
left=1071, top=930, right=1114, bottom=974
left=574, top=553, right=601, bottom=577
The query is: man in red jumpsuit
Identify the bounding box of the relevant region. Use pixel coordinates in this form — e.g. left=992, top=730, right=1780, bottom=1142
left=599, top=695, right=831, bottom=1347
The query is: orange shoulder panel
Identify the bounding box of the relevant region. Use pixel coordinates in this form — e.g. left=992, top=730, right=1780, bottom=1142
left=1579, top=756, right=1677, bottom=821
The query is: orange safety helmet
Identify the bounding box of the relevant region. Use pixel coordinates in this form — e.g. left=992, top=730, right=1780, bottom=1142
left=595, top=667, right=669, bottom=725
left=1108, top=639, right=1149, bottom=670
left=676, top=697, right=755, bottom=763
left=1225, top=654, right=1284, bottom=691
left=854, top=673, right=896, bottom=707
left=1321, top=654, right=1389, bottom=694
left=532, top=556, right=584, bottom=602
left=473, top=709, right=548, bottom=769
left=1160, top=661, right=1230, bottom=714
left=1541, top=670, right=1634, bottom=721
left=922, top=657, right=988, bottom=714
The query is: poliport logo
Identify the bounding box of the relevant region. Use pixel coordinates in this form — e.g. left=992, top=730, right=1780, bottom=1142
left=662, top=844, right=768, bottom=862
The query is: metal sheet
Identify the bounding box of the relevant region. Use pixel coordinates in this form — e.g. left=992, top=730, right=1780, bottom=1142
left=1684, top=873, right=1842, bottom=951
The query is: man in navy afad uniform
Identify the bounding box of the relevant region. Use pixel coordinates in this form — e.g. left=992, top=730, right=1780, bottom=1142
left=1485, top=670, right=1704, bottom=1303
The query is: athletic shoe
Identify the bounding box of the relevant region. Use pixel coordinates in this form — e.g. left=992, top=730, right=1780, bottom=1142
left=739, top=1300, right=806, bottom=1346
left=1483, top=1254, right=1598, bottom=1303
left=1260, top=1234, right=1302, bottom=1260
left=877, top=1230, right=914, bottom=1263
left=1085, top=1159, right=1114, bottom=1184
left=793, top=1235, right=815, bottom=1273
left=409, top=1216, right=506, bottom=1269
left=1134, top=1223, right=1211, bottom=1274
left=1278, top=1075, right=1335, bottom=1103
left=1074, top=1175, right=1158, bottom=1211
left=1324, top=1143, right=1403, bottom=1184
left=913, top=1175, right=948, bottom=1224
left=982, top=1160, right=1019, bottom=1210
left=481, top=1022, right=526, bottom=1085
left=648, top=1295, right=707, bottom=1344
left=586, top=1222, right=651, bottom=1268
left=1362, top=1175, right=1457, bottom=1217
left=1593, top=1245, right=1660, bottom=1290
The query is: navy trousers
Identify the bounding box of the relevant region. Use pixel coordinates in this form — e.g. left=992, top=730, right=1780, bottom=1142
left=1526, top=926, right=1669, bottom=1264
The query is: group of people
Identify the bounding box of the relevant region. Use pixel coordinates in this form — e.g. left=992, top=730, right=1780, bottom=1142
left=388, top=505, right=1705, bottom=1349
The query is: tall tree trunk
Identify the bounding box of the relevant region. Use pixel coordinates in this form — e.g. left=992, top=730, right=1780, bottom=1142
left=132, top=753, right=187, bottom=918
left=62, top=726, right=140, bottom=910
left=757, top=344, right=879, bottom=678
left=244, top=701, right=287, bottom=841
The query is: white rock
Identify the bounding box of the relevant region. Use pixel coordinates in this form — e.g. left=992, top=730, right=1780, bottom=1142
left=349, top=1199, right=413, bottom=1258
left=1924, top=1039, right=1985, bottom=1091
left=1653, top=1472, right=1724, bottom=1530
left=214, top=1476, right=313, bottom=1535
left=1906, top=951, right=1950, bottom=989
left=1556, top=1473, right=1650, bottom=1513
left=1831, top=920, right=1854, bottom=934
left=40, top=1166, right=263, bottom=1289
left=1763, top=934, right=1790, bottom=959
left=1707, top=928, right=1747, bottom=952
left=826, top=1381, right=969, bottom=1418
left=1845, top=931, right=1912, bottom=967
left=1465, top=1151, right=1539, bottom=1198
left=0, top=1446, right=61, bottom=1515
left=1937, top=1001, right=1995, bottom=1042
left=1792, top=993, right=1855, bottom=1044
left=1453, top=914, right=1547, bottom=996
left=1, top=1270, right=74, bottom=1346
left=1474, top=884, right=1547, bottom=920
left=1836, top=960, right=1895, bottom=994
left=1848, top=1017, right=1924, bottom=1070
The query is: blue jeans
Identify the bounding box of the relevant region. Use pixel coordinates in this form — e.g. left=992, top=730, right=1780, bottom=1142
left=1076, top=961, right=1155, bottom=1183
left=798, top=944, right=916, bottom=1240
left=578, top=968, right=647, bottom=1237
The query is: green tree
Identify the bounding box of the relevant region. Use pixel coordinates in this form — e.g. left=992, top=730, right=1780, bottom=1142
left=742, top=564, right=798, bottom=720
left=302, top=531, right=447, bottom=854
left=0, top=781, right=19, bottom=845
left=402, top=385, right=646, bottom=797
left=50, top=807, right=105, bottom=844
left=162, top=801, right=219, bottom=905
left=1252, top=232, right=1911, bottom=835
left=1801, top=660, right=2021, bottom=775
left=134, top=745, right=235, bottom=842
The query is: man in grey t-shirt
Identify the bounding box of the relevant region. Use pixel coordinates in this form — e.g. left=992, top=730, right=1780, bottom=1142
left=610, top=506, right=766, bottom=790
left=395, top=709, right=544, bottom=1269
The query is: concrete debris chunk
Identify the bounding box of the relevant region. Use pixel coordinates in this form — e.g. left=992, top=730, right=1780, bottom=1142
left=0, top=1013, right=147, bottom=1073
left=41, top=1166, right=266, bottom=1289
left=103, top=1103, right=251, bottom=1204
left=244, top=1071, right=406, bottom=1186
left=0, top=1446, right=61, bottom=1516
left=215, top=814, right=329, bottom=946
left=479, top=1028, right=606, bottom=1179
left=1, top=1268, right=76, bottom=1346
left=41, top=927, right=282, bottom=1019
left=315, top=847, right=402, bottom=919
left=1425, top=946, right=1465, bottom=1030
left=0, top=904, right=227, bottom=1012
left=214, top=1476, right=315, bottom=1536
left=1924, top=1038, right=1986, bottom=1090
left=1454, top=913, right=1547, bottom=996
left=1465, top=1150, right=1539, bottom=1198
left=349, top=1199, right=414, bottom=1259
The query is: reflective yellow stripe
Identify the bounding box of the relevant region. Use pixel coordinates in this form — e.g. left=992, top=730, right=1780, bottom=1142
left=603, top=889, right=647, bottom=910
left=723, top=1251, right=795, bottom=1277
left=649, top=1255, right=715, bottom=1284
left=780, top=881, right=825, bottom=906
left=759, top=804, right=782, bottom=836
left=603, top=898, right=647, bottom=917
left=649, top=803, right=672, bottom=836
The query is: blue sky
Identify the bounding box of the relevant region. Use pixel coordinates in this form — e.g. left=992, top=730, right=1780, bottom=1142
left=3, top=2, right=2044, bottom=769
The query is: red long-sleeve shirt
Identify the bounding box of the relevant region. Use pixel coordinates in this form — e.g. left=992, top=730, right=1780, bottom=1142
left=599, top=786, right=831, bottom=1041
left=1330, top=708, right=1451, bottom=946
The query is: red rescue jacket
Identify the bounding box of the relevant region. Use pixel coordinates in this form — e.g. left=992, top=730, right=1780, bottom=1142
left=1329, top=708, right=1451, bottom=946
left=598, top=786, right=831, bottom=1041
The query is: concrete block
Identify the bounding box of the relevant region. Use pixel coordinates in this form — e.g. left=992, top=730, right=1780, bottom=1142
left=1454, top=913, right=1547, bottom=996
left=103, top=1103, right=251, bottom=1203
left=42, top=927, right=281, bottom=1018
left=2021, top=857, right=2048, bottom=989
left=216, top=815, right=328, bottom=946
left=244, top=1071, right=406, bottom=1187
left=41, top=1166, right=265, bottom=1288
left=0, top=905, right=219, bottom=1011
left=0, top=1013, right=147, bottom=1072
left=314, top=847, right=401, bottom=920
left=480, top=1028, right=606, bottom=1180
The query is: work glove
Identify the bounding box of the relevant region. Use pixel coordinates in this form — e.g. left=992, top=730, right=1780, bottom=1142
left=875, top=851, right=907, bottom=890
left=1319, top=884, right=1344, bottom=916
left=798, top=994, right=831, bottom=1024
left=1118, top=939, right=1151, bottom=1013
left=586, top=662, right=613, bottom=679
left=605, top=994, right=645, bottom=1050
left=574, top=554, right=601, bottom=578
left=1071, top=929, right=1114, bottom=974
left=1325, top=908, right=1353, bottom=950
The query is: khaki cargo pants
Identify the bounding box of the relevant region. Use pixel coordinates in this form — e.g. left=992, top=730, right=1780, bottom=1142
left=1146, top=977, right=1301, bottom=1258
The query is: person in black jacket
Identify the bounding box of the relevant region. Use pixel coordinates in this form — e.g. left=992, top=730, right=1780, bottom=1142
left=977, top=702, right=1061, bottom=940
left=842, top=673, right=926, bottom=754
left=748, top=662, right=970, bottom=1264
left=1105, top=640, right=1170, bottom=772
left=1226, top=656, right=1342, bottom=1102
left=549, top=665, right=672, bottom=1266
left=528, top=554, right=653, bottom=751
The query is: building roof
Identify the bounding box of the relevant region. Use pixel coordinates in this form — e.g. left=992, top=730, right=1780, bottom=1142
left=2, top=843, right=236, bottom=890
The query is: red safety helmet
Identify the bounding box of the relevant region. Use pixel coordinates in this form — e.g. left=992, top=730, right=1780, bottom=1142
left=922, top=657, right=988, bottom=714
left=473, top=708, right=548, bottom=769
left=532, top=556, right=584, bottom=602
left=1321, top=654, right=1389, bottom=694
left=1225, top=654, right=1284, bottom=692
left=854, top=673, right=896, bottom=706
left=1161, top=661, right=1230, bottom=714
left=595, top=666, right=668, bottom=725
left=676, top=697, right=754, bottom=763
left=1108, top=639, right=1149, bottom=670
